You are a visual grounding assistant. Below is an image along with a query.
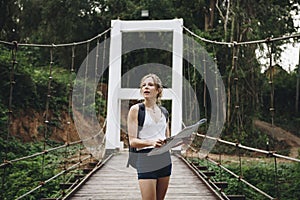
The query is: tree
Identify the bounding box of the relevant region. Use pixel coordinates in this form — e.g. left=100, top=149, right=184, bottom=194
left=0, top=0, right=21, bottom=41
left=0, top=0, right=299, bottom=142
left=212, top=0, right=298, bottom=138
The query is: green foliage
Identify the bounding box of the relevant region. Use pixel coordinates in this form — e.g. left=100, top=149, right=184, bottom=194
left=225, top=160, right=300, bottom=200
left=95, top=92, right=107, bottom=118
left=0, top=46, right=73, bottom=112
left=190, top=157, right=300, bottom=200
left=0, top=138, right=81, bottom=199
left=259, top=66, right=300, bottom=135
left=0, top=100, right=8, bottom=137
left=0, top=0, right=299, bottom=198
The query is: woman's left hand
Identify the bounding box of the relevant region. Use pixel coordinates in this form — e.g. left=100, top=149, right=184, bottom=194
left=153, top=139, right=165, bottom=148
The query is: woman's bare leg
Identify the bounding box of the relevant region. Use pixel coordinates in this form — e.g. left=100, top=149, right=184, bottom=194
left=156, top=176, right=170, bottom=200
left=139, top=179, right=157, bottom=200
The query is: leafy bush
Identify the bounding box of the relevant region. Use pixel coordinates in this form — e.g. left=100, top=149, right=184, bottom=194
left=0, top=138, right=81, bottom=199
left=189, top=157, right=300, bottom=200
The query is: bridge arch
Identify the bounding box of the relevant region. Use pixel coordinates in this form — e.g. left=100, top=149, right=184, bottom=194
left=106, top=19, right=184, bottom=152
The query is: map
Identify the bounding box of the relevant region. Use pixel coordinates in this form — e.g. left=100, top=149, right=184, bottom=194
left=147, top=119, right=207, bottom=156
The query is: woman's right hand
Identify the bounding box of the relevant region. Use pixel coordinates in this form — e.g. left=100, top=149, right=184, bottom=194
left=153, top=139, right=164, bottom=148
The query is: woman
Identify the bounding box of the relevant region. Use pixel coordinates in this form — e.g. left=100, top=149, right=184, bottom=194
left=127, top=73, right=172, bottom=200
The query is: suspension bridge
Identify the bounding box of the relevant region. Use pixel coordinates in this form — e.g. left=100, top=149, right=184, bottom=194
left=1, top=19, right=300, bottom=200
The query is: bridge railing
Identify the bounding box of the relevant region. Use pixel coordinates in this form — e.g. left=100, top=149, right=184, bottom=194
left=0, top=27, right=110, bottom=199
left=1, top=21, right=299, bottom=200
left=183, top=132, right=300, bottom=200
left=0, top=135, right=106, bottom=199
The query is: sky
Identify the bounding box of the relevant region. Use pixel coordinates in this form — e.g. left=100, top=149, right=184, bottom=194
left=257, top=10, right=300, bottom=73
left=280, top=9, right=300, bottom=72
left=256, top=42, right=299, bottom=73
left=279, top=42, right=299, bottom=72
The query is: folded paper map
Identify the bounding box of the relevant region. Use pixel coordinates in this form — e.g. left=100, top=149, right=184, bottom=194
left=147, top=119, right=207, bottom=156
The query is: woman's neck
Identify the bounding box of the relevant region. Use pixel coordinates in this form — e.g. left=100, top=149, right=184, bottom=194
left=144, top=99, right=157, bottom=108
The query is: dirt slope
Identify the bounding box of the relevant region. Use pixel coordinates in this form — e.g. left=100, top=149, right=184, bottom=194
left=253, top=120, right=300, bottom=157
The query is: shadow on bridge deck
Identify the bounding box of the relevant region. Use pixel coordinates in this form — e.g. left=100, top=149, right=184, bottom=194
left=68, top=151, right=220, bottom=200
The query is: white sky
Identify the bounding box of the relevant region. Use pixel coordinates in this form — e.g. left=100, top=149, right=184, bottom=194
left=281, top=9, right=300, bottom=72
left=256, top=42, right=299, bottom=73
left=279, top=42, right=299, bottom=72
left=257, top=10, right=300, bottom=73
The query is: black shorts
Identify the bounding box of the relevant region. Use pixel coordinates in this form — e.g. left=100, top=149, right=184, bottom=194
left=136, top=148, right=172, bottom=179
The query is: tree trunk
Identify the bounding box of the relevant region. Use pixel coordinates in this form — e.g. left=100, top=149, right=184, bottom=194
left=204, top=0, right=216, bottom=31
left=209, top=0, right=216, bottom=29
left=296, top=48, right=300, bottom=113
left=226, top=0, right=234, bottom=126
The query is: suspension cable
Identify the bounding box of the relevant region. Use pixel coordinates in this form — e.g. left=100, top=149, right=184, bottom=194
left=192, top=35, right=197, bottom=112
left=0, top=118, right=107, bottom=198
left=82, top=42, right=90, bottom=117
left=15, top=154, right=92, bottom=200
left=0, top=26, right=297, bottom=48
left=76, top=45, right=90, bottom=186
left=94, top=38, right=100, bottom=124
left=195, top=133, right=300, bottom=163
left=267, top=43, right=275, bottom=127
left=206, top=157, right=276, bottom=200
left=232, top=44, right=242, bottom=139
left=203, top=50, right=208, bottom=127
left=183, top=26, right=300, bottom=46
left=41, top=47, right=54, bottom=185
left=0, top=119, right=107, bottom=168
left=0, top=30, right=111, bottom=199
left=1, top=41, right=18, bottom=200
left=0, top=28, right=111, bottom=48
left=98, top=33, right=107, bottom=120
left=1, top=24, right=299, bottom=199
left=231, top=43, right=244, bottom=193
left=0, top=143, right=66, bottom=167
left=61, top=44, right=77, bottom=197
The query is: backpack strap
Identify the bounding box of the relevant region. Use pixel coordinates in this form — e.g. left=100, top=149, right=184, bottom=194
left=137, top=103, right=145, bottom=136
left=138, top=103, right=168, bottom=132
left=127, top=103, right=168, bottom=168
left=159, top=105, right=169, bottom=122
left=126, top=103, right=145, bottom=168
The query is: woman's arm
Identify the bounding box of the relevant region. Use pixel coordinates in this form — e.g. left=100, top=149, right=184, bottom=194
left=165, top=119, right=170, bottom=138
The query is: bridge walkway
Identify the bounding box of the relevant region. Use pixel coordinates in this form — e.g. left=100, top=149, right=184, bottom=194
left=69, top=151, right=220, bottom=200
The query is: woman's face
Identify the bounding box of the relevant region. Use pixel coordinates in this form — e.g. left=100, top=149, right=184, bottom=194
left=141, top=77, right=159, bottom=99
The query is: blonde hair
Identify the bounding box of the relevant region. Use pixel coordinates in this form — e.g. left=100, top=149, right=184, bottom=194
left=140, top=73, right=163, bottom=103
